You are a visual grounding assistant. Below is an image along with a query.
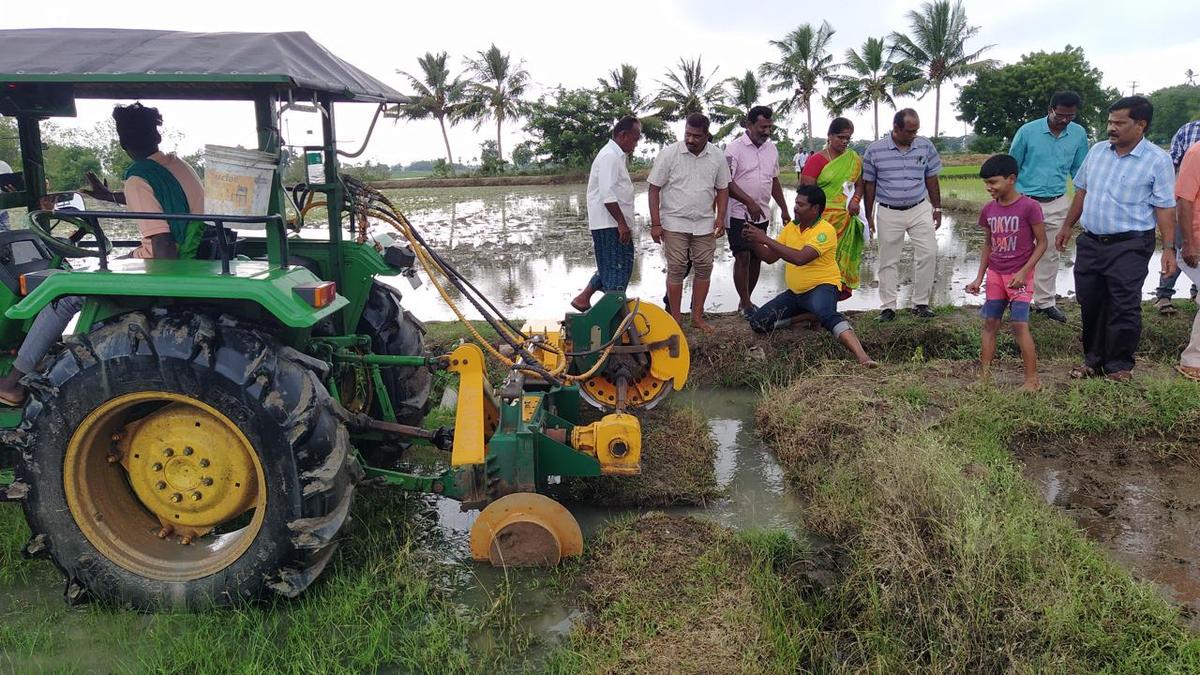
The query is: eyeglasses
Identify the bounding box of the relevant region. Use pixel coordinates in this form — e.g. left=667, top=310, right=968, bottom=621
left=1051, top=110, right=1077, bottom=121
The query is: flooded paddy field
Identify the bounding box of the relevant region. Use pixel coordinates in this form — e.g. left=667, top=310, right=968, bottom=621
left=2, top=184, right=1199, bottom=672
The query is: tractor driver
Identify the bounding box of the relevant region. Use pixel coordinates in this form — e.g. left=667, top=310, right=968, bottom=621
left=0, top=103, right=205, bottom=406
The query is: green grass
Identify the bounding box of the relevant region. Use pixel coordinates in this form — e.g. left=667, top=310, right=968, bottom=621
left=752, top=364, right=1200, bottom=672
left=0, top=491, right=534, bottom=674
left=940, top=164, right=982, bottom=178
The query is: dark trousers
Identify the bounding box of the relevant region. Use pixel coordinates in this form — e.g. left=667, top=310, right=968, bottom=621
left=749, top=284, right=848, bottom=335
left=588, top=227, right=634, bottom=292
left=1074, top=230, right=1155, bottom=373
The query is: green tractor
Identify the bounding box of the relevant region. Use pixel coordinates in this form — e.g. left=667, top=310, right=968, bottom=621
left=0, top=29, right=689, bottom=610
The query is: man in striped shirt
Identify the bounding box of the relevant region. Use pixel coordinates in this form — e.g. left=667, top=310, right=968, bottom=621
left=862, top=109, right=943, bottom=320
left=1055, top=96, right=1178, bottom=381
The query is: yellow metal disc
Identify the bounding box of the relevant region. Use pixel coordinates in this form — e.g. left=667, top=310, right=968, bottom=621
left=469, top=493, right=583, bottom=567
left=64, top=392, right=267, bottom=581
left=580, top=299, right=689, bottom=411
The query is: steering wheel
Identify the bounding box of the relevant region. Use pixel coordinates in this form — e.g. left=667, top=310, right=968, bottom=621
left=26, top=209, right=115, bottom=259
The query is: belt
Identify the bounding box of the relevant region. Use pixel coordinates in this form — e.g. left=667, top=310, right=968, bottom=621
left=1028, top=194, right=1064, bottom=203
left=878, top=198, right=926, bottom=211
left=1082, top=229, right=1155, bottom=244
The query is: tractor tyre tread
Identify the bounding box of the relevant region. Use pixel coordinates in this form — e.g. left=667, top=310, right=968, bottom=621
left=16, top=309, right=358, bottom=610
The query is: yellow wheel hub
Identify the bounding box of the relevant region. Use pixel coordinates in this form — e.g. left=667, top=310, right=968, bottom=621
left=580, top=300, right=690, bottom=411
left=119, top=402, right=260, bottom=534
left=64, top=392, right=267, bottom=581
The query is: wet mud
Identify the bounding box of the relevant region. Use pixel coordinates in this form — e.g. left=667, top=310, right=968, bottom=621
left=1015, top=434, right=1200, bottom=626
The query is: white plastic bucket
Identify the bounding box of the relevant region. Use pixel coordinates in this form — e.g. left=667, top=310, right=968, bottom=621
left=203, top=144, right=277, bottom=222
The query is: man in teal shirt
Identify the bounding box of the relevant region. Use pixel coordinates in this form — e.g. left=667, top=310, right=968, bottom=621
left=1009, top=91, right=1090, bottom=323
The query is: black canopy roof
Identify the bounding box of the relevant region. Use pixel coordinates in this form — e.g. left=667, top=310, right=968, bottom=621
left=0, top=28, right=405, bottom=102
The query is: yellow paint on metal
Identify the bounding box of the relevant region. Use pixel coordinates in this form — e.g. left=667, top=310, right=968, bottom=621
left=520, top=395, right=541, bottom=422
left=469, top=493, right=583, bottom=566
left=448, top=343, right=489, bottom=466
left=571, top=413, right=642, bottom=476
left=629, top=300, right=689, bottom=390
left=578, top=300, right=689, bottom=411
left=118, top=403, right=260, bottom=531
left=520, top=320, right=565, bottom=378
left=63, top=392, right=267, bottom=581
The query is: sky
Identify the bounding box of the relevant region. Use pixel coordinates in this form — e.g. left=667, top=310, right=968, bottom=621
left=6, top=0, right=1200, bottom=166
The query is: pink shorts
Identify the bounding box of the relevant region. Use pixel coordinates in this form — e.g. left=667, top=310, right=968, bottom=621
left=985, top=268, right=1033, bottom=303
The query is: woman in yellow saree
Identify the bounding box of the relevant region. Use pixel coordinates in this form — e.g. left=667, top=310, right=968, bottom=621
left=799, top=117, right=865, bottom=299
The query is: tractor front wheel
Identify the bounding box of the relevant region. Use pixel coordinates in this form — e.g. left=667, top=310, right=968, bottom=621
left=16, top=310, right=358, bottom=610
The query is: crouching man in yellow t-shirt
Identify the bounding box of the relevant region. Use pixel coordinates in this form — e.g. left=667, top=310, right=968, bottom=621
left=742, top=184, right=877, bottom=368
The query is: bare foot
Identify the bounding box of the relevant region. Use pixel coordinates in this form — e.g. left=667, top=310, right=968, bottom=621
left=859, top=358, right=879, bottom=369
left=978, top=368, right=992, bottom=385
left=0, top=383, right=26, bottom=407
left=691, top=317, right=716, bottom=333
left=1019, top=380, right=1041, bottom=392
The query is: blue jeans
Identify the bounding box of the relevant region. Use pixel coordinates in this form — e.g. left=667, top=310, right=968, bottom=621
left=588, top=227, right=634, bottom=292
left=1155, top=266, right=1197, bottom=300
left=749, top=284, right=850, bottom=335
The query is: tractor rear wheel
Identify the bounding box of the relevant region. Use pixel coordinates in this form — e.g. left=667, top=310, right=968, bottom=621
left=357, top=282, right=432, bottom=426
left=15, top=310, right=359, bottom=610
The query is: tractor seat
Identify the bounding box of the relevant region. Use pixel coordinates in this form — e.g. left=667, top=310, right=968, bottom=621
left=0, top=230, right=55, bottom=295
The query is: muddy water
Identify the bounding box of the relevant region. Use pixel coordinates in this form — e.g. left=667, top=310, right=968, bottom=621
left=364, top=184, right=1179, bottom=322
left=1020, top=440, right=1200, bottom=627
left=432, top=388, right=804, bottom=646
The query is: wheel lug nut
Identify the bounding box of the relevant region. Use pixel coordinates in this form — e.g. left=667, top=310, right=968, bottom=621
left=170, top=493, right=182, bottom=503
left=183, top=447, right=194, bottom=456
left=201, top=477, right=213, bottom=487
left=163, top=448, right=174, bottom=457
left=151, top=462, right=163, bottom=472
left=106, top=454, right=120, bottom=464
left=191, top=491, right=203, bottom=501
left=111, top=432, right=123, bottom=442
left=157, top=527, right=172, bottom=539
left=155, top=481, right=167, bottom=490
left=180, top=535, right=193, bottom=545
left=199, top=459, right=210, bottom=468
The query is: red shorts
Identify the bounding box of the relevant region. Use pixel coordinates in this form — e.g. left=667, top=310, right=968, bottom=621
left=985, top=268, right=1033, bottom=303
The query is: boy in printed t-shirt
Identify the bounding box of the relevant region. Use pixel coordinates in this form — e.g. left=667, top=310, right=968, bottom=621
left=966, top=154, right=1048, bottom=390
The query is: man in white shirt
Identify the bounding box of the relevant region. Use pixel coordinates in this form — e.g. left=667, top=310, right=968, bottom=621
left=572, top=116, right=642, bottom=312
left=648, top=113, right=730, bottom=331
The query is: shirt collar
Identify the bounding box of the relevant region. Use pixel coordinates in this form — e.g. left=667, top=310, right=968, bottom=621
left=1108, top=137, right=1151, bottom=157
left=1042, top=117, right=1076, bottom=137
left=679, top=141, right=712, bottom=157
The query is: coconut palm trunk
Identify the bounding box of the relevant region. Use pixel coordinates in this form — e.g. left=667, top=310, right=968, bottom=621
left=438, top=116, right=454, bottom=174
left=873, top=100, right=880, bottom=140
left=934, top=84, right=942, bottom=138
left=496, top=116, right=503, bottom=162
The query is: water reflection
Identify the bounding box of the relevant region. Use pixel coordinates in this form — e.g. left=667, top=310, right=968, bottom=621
left=376, top=184, right=1176, bottom=322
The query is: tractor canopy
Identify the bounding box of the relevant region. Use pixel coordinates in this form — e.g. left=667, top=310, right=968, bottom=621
left=0, top=28, right=406, bottom=104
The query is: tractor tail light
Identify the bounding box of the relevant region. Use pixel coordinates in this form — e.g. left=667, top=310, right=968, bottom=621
left=293, top=281, right=337, bottom=308
left=18, top=274, right=29, bottom=296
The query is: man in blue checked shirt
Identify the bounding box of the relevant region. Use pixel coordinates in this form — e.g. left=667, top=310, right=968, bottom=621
left=1153, top=118, right=1200, bottom=315
left=1055, top=96, right=1178, bottom=381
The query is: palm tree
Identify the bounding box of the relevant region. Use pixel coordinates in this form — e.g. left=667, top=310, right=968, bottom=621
left=461, top=44, right=530, bottom=162
left=889, top=0, right=996, bottom=138
left=598, top=63, right=670, bottom=144
left=712, top=70, right=763, bottom=141
left=395, top=52, right=468, bottom=174
left=1186, top=69, right=1196, bottom=86
left=655, top=57, right=724, bottom=121
left=827, top=37, right=909, bottom=140
left=759, top=21, right=837, bottom=151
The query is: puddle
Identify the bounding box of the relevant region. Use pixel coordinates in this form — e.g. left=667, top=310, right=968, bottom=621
left=1017, top=437, right=1200, bottom=626
left=355, top=184, right=1178, bottom=322
left=431, top=387, right=804, bottom=649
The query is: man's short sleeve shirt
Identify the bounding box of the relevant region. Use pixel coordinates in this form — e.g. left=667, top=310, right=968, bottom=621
left=778, top=219, right=841, bottom=294
left=862, top=136, right=941, bottom=207
left=649, top=142, right=730, bottom=234
left=587, top=139, right=635, bottom=231
left=725, top=134, right=779, bottom=222
left=1075, top=138, right=1177, bottom=235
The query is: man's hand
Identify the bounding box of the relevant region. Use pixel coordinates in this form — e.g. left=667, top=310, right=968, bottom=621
left=1054, top=225, right=1073, bottom=252
left=847, top=197, right=861, bottom=216
left=82, top=171, right=115, bottom=201
left=965, top=279, right=982, bottom=295
left=713, top=218, right=725, bottom=238
left=650, top=224, right=663, bottom=244
left=743, top=225, right=768, bottom=246
left=746, top=202, right=765, bottom=222
left=1162, top=249, right=1178, bottom=278
left=617, top=222, right=632, bottom=244
left=1183, top=242, right=1199, bottom=269
left=932, top=209, right=942, bottom=230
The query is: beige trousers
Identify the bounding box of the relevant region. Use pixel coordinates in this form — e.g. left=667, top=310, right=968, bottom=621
left=1180, top=255, right=1200, bottom=367
left=876, top=200, right=936, bottom=310
left=1032, top=194, right=1070, bottom=309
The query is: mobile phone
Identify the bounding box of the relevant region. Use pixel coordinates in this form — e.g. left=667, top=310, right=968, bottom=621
left=0, top=171, right=25, bottom=192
